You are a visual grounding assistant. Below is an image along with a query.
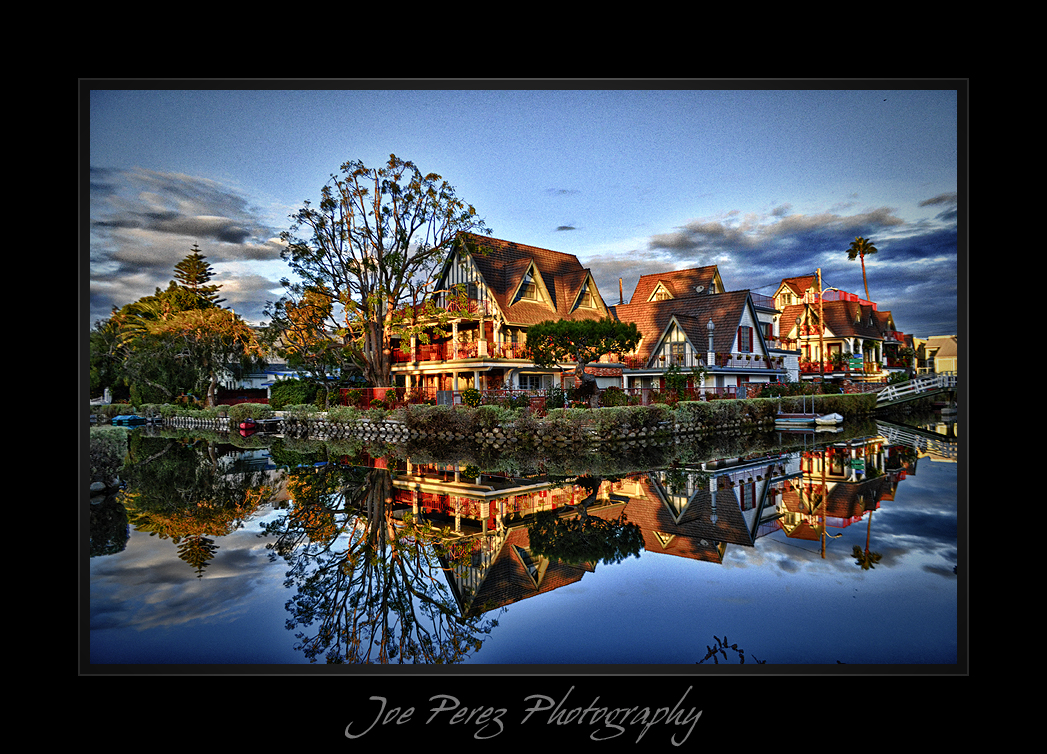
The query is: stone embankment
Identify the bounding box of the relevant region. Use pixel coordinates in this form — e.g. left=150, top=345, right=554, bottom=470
left=172, top=412, right=774, bottom=449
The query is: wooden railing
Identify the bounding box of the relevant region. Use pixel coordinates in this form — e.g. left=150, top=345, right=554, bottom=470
left=623, top=353, right=783, bottom=370
left=800, top=360, right=879, bottom=374
left=393, top=341, right=533, bottom=363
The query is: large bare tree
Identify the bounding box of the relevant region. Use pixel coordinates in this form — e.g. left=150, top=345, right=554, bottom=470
left=275, top=154, right=490, bottom=387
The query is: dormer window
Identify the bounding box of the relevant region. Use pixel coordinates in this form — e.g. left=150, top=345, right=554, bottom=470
left=519, top=271, right=538, bottom=301
left=650, top=283, right=672, bottom=302
left=576, top=281, right=595, bottom=309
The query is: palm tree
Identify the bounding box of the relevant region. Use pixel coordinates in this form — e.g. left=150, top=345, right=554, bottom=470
left=846, top=236, right=878, bottom=301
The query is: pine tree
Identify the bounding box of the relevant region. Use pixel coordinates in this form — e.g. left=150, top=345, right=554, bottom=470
left=173, top=244, right=225, bottom=307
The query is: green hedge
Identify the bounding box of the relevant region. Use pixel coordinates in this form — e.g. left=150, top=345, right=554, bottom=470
left=90, top=425, right=130, bottom=483
left=228, top=403, right=275, bottom=422
left=269, top=378, right=318, bottom=410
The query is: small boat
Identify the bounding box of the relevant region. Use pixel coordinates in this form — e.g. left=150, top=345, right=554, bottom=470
left=775, top=412, right=817, bottom=426
left=774, top=398, right=843, bottom=427
left=111, top=414, right=148, bottom=426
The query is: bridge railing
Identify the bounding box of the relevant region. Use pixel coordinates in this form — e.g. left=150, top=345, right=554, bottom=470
left=876, top=373, right=956, bottom=404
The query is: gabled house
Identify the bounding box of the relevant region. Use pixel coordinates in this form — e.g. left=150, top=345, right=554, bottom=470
left=773, top=275, right=820, bottom=311
left=391, top=233, right=613, bottom=396
left=777, top=289, right=908, bottom=382
left=613, top=269, right=786, bottom=398
left=918, top=335, right=958, bottom=374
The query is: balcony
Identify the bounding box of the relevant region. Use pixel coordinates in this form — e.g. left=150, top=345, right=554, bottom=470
left=425, top=296, right=496, bottom=318
left=622, top=352, right=783, bottom=370
left=806, top=289, right=877, bottom=310
left=392, top=340, right=533, bottom=363
left=799, top=360, right=880, bottom=375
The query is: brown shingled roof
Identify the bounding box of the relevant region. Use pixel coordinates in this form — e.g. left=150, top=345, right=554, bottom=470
left=613, top=289, right=753, bottom=364
left=629, top=266, right=722, bottom=303
left=454, top=232, right=609, bottom=326
left=779, top=300, right=888, bottom=340
left=777, top=275, right=819, bottom=298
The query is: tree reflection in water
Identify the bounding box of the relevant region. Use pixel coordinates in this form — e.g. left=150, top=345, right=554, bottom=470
left=115, top=433, right=276, bottom=577
left=259, top=464, right=499, bottom=664
left=526, top=475, right=644, bottom=566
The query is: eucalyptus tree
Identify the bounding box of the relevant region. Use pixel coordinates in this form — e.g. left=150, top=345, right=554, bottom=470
left=275, top=154, right=490, bottom=388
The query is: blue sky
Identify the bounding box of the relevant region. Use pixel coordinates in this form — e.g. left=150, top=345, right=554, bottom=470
left=86, top=82, right=963, bottom=339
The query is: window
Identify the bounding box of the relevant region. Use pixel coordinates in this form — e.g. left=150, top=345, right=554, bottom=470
left=670, top=342, right=685, bottom=365
left=650, top=283, right=672, bottom=301
left=738, top=326, right=753, bottom=353
left=519, top=373, right=550, bottom=391
left=518, top=271, right=538, bottom=301
left=576, top=282, right=594, bottom=309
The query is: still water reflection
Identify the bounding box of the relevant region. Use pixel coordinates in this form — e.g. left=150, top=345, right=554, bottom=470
left=88, top=416, right=960, bottom=667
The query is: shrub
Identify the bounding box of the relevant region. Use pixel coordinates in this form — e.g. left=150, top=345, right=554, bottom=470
left=90, top=425, right=130, bottom=483
left=461, top=387, right=482, bottom=407
left=284, top=404, right=320, bottom=420
left=270, top=378, right=318, bottom=410
left=403, top=404, right=476, bottom=436
left=599, top=386, right=627, bottom=407
left=228, top=403, right=275, bottom=422
left=325, top=405, right=362, bottom=424
left=473, top=404, right=515, bottom=431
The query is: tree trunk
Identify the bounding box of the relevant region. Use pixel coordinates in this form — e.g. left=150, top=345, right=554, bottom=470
left=207, top=372, right=218, bottom=408
left=574, top=361, right=599, bottom=407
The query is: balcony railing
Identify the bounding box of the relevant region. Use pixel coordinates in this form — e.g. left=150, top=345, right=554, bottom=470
left=799, top=360, right=880, bottom=374
left=622, top=352, right=784, bottom=370
left=392, top=340, right=534, bottom=363
left=806, top=289, right=877, bottom=310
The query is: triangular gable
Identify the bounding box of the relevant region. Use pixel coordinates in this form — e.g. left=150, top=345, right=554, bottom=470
left=451, top=232, right=609, bottom=326
left=569, top=272, right=604, bottom=312
left=649, top=314, right=702, bottom=363
left=511, top=544, right=549, bottom=588
left=648, top=281, right=675, bottom=302
left=508, top=259, right=556, bottom=309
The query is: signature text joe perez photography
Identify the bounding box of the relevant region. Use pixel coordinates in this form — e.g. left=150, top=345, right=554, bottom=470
left=344, top=685, right=704, bottom=745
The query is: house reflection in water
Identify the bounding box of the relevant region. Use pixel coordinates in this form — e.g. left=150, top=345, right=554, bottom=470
left=387, top=433, right=908, bottom=619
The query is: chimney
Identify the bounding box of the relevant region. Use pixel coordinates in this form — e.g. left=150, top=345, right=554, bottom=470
left=619, top=278, right=624, bottom=305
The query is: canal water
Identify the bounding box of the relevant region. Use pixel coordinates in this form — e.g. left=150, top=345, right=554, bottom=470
left=86, top=413, right=961, bottom=669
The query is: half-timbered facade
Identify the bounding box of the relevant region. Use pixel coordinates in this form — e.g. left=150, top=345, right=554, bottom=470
left=390, top=233, right=614, bottom=397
